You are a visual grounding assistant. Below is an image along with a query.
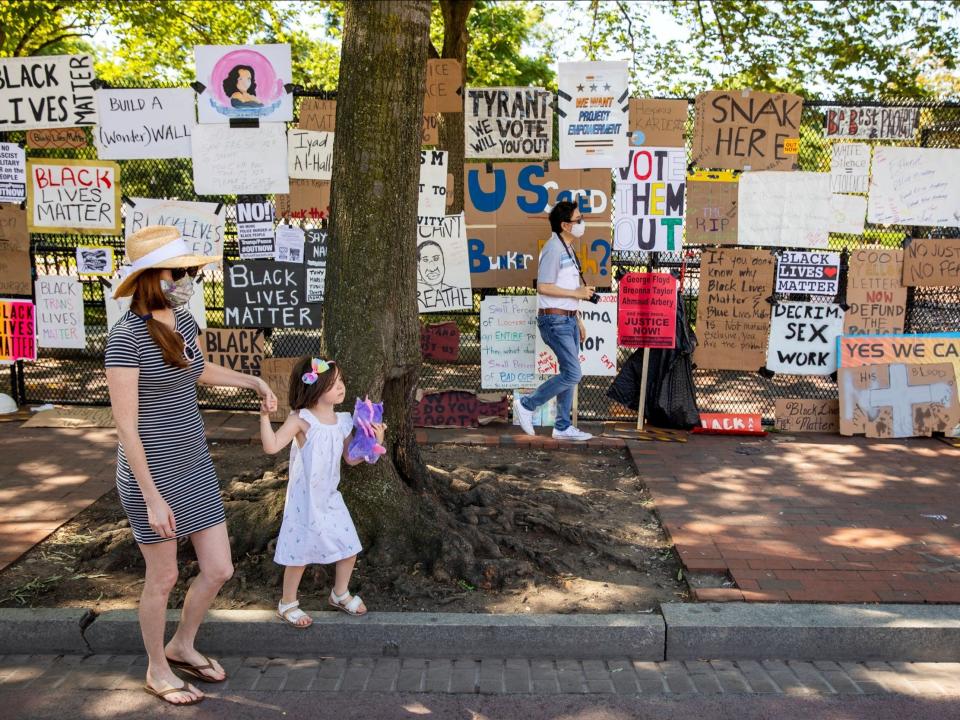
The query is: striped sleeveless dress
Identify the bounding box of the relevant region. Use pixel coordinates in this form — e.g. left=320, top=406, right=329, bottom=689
left=104, top=308, right=225, bottom=544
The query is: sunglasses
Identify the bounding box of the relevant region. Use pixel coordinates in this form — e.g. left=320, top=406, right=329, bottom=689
left=177, top=329, right=199, bottom=363
left=171, top=266, right=202, bottom=281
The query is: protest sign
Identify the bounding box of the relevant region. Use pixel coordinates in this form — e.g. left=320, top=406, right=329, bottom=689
left=420, top=321, right=460, bottom=362
left=274, top=224, right=305, bottom=263
left=465, top=87, right=552, bottom=159
left=195, top=44, right=292, bottom=124
left=628, top=98, right=687, bottom=147
left=304, top=228, right=327, bottom=303
left=27, top=158, right=120, bottom=235
left=274, top=179, right=330, bottom=223
left=75, top=246, right=113, bottom=275
left=103, top=277, right=206, bottom=330
left=480, top=295, right=536, bottom=389
left=0, top=142, right=26, bottom=203
left=125, top=197, right=224, bottom=261
left=774, top=398, right=839, bottom=433
left=902, top=238, right=960, bottom=288
left=693, top=248, right=774, bottom=371
left=775, top=251, right=840, bottom=296
left=617, top=273, right=677, bottom=349
left=692, top=90, right=802, bottom=171
left=738, top=171, right=831, bottom=248
left=613, top=147, right=686, bottom=252
left=0, top=55, right=97, bottom=130
left=535, top=292, right=617, bottom=377
left=699, top=413, right=762, bottom=433
left=421, top=114, right=439, bottom=145
left=830, top=143, right=870, bottom=193
left=829, top=193, right=866, bottom=235
left=419, top=150, right=448, bottom=216
left=288, top=129, right=333, bottom=180
left=0, top=204, right=28, bottom=251
left=417, top=213, right=471, bottom=313
left=298, top=98, right=336, bottom=131
left=464, top=162, right=612, bottom=287
left=260, top=357, right=299, bottom=421
left=191, top=123, right=288, bottom=195
left=0, top=298, right=35, bottom=361
left=557, top=61, right=629, bottom=169
left=93, top=88, right=194, bottom=159
left=766, top=301, right=844, bottom=375
left=684, top=170, right=739, bottom=245
left=224, top=259, right=319, bottom=328
left=844, top=248, right=906, bottom=335
left=423, top=59, right=462, bottom=114
left=412, top=389, right=510, bottom=428
left=0, top=249, right=30, bottom=296
left=35, top=275, right=85, bottom=349
left=823, top=106, right=917, bottom=140
left=26, top=127, right=87, bottom=149
left=201, top=328, right=263, bottom=375
left=868, top=147, right=960, bottom=228
left=236, top=195, right=275, bottom=259
left=21, top=406, right=114, bottom=428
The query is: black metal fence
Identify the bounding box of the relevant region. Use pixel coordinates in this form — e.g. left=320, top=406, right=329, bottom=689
left=6, top=92, right=960, bottom=421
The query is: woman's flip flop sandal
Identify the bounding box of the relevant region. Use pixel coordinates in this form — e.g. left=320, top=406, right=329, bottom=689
left=329, top=589, right=367, bottom=616
left=144, top=680, right=203, bottom=705
left=277, top=599, right=313, bottom=628
left=165, top=653, right=227, bottom=683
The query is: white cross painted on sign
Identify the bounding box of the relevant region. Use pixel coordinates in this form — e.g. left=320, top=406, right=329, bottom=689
left=842, top=364, right=955, bottom=437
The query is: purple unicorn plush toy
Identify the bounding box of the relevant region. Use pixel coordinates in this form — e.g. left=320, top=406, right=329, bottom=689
left=348, top=396, right=386, bottom=464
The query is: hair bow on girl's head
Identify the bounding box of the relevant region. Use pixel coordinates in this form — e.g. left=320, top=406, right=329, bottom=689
left=301, top=358, right=334, bottom=385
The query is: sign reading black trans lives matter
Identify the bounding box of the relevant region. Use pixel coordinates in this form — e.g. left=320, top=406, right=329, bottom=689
left=0, top=55, right=98, bottom=130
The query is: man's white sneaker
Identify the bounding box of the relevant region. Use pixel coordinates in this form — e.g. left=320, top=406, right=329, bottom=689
left=552, top=426, right=593, bottom=442
left=513, top=395, right=535, bottom=436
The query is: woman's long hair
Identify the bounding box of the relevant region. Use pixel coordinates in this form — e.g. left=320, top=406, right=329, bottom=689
left=130, top=269, right=187, bottom=369
left=222, top=65, right=257, bottom=97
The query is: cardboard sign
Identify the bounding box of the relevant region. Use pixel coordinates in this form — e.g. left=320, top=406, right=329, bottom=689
left=288, top=129, right=333, bottom=180
left=692, top=90, right=802, bottom=171
left=699, top=413, right=762, bottom=433
left=298, top=98, right=335, bottom=131
left=613, top=147, right=686, bottom=252
left=868, top=147, right=960, bottom=228
left=0, top=299, right=35, bottom=361
left=480, top=295, right=536, bottom=389
left=775, top=251, right=840, bottom=295
left=260, top=356, right=299, bottom=421
left=417, top=214, right=471, bottom=313
left=201, top=328, right=263, bottom=375
left=0, top=204, right=28, bottom=251
left=420, top=321, right=460, bottom=362
left=844, top=248, right=906, bottom=335
left=304, top=228, right=327, bottom=303
left=194, top=44, right=293, bottom=124
left=191, top=123, right=289, bottom=195
left=75, top=246, right=114, bottom=275
left=274, top=179, right=330, bottom=222
left=464, top=162, right=612, bottom=287
left=902, top=238, right=960, bottom=288
left=628, top=98, right=687, bottom=147
left=0, top=142, right=26, bottom=203
left=35, top=275, right=85, bottom=349
left=412, top=389, right=509, bottom=428
left=617, top=273, right=677, bottom=349
left=557, top=60, right=629, bottom=169
left=26, top=127, right=87, bottom=149
left=236, top=195, right=275, bottom=259
left=0, top=55, right=97, bottom=130
left=27, top=158, right=120, bottom=235
left=774, top=398, right=839, bottom=433
left=465, top=87, right=552, bottom=159
left=419, top=150, right=448, bottom=216
left=421, top=114, right=439, bottom=145
left=223, top=259, right=320, bottom=328
left=830, top=143, right=870, bottom=193
left=829, top=193, right=866, bottom=235
left=738, top=171, right=831, bottom=248
left=424, top=59, right=462, bottom=114
left=0, top=248, right=31, bottom=296
left=124, top=197, right=225, bottom=261
left=21, top=406, right=114, bottom=428
left=693, top=248, right=774, bottom=371
left=683, top=170, right=739, bottom=246
left=823, top=106, right=918, bottom=140
left=766, top=302, right=844, bottom=375
left=93, top=88, right=194, bottom=159
left=536, top=292, right=618, bottom=376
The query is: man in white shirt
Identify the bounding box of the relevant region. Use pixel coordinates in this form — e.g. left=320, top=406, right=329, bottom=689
left=513, top=200, right=596, bottom=441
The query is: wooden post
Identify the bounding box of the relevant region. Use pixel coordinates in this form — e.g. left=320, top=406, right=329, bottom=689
left=572, top=385, right=579, bottom=426
left=636, top=348, right=650, bottom=431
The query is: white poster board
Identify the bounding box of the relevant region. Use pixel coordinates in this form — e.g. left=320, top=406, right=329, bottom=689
left=418, top=150, right=448, bottom=216
left=830, top=143, right=870, bottom=194
left=191, top=123, right=289, bottom=195
left=274, top=225, right=305, bottom=263
left=738, top=171, right=832, bottom=248
left=417, top=213, right=472, bottom=313
left=829, top=193, right=866, bottom=235
left=465, top=87, right=552, bottom=159
left=0, top=55, right=97, bottom=130
left=867, top=147, right=960, bottom=228
left=124, top=197, right=225, bottom=260
left=557, top=61, right=629, bottom=169
left=766, top=301, right=845, bottom=375
left=104, top=277, right=207, bottom=330
left=194, top=44, right=293, bottom=124
left=93, top=89, right=194, bottom=159
left=35, top=276, right=85, bottom=349
left=0, top=142, right=26, bottom=203
left=480, top=295, right=536, bottom=389
left=613, top=147, right=686, bottom=252
left=287, top=129, right=333, bottom=180
left=535, top=292, right=617, bottom=377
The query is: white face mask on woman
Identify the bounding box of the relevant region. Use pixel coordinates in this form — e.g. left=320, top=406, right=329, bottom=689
left=567, top=219, right=586, bottom=238
left=160, top=275, right=195, bottom=307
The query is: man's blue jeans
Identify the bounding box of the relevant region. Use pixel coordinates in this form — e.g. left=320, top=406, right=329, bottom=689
left=520, top=314, right=581, bottom=431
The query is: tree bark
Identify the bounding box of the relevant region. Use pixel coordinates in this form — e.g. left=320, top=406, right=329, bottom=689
left=437, top=0, right=474, bottom=213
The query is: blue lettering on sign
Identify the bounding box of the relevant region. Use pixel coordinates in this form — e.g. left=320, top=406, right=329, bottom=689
left=517, top=165, right=547, bottom=213
left=466, top=168, right=506, bottom=212
left=469, top=238, right=490, bottom=272
left=469, top=237, right=533, bottom=274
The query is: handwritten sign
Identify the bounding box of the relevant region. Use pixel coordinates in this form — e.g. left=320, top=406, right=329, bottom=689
left=823, top=106, right=917, bottom=140
left=0, top=142, right=26, bottom=203
left=902, top=238, right=960, bottom=288
left=613, top=147, right=685, bottom=252
left=412, top=389, right=509, bottom=428
left=0, top=55, right=97, bottom=130
left=0, top=299, right=35, bottom=361
left=224, top=259, right=319, bottom=328
left=304, top=228, right=327, bottom=303
left=830, top=143, right=870, bottom=193
left=288, top=129, right=333, bottom=180
left=738, top=171, right=831, bottom=248
left=35, top=275, right=85, bottom=349
left=693, top=248, right=774, bottom=371
left=536, top=292, right=617, bottom=376
left=628, top=98, right=687, bottom=147
left=558, top=60, right=629, bottom=169
left=480, top=295, right=536, bottom=389
left=298, top=98, right=336, bottom=131
left=684, top=171, right=739, bottom=245
left=829, top=193, right=866, bottom=235
left=774, top=399, right=839, bottom=433
left=423, top=59, right=462, bottom=114
left=274, top=179, right=330, bottom=223
left=844, top=248, right=906, bottom=335
left=417, top=213, right=471, bottom=313
left=692, top=90, right=802, bottom=171
left=465, top=87, right=552, bottom=159
left=766, top=302, right=844, bottom=375
left=617, top=273, right=677, bottom=349
left=421, top=114, right=439, bottom=145
left=699, top=413, right=762, bottom=433
left=0, top=206, right=30, bottom=295
left=867, top=147, right=960, bottom=228
left=93, top=88, right=194, bottom=159
left=26, top=127, right=87, bottom=149
left=75, top=246, right=114, bottom=275
left=125, top=197, right=225, bottom=260
left=419, top=150, right=448, bottom=216
left=260, top=357, right=299, bottom=421
left=775, top=251, right=840, bottom=295
left=201, top=328, right=263, bottom=375
left=27, top=158, right=120, bottom=235
left=191, top=123, right=288, bottom=195
left=420, top=321, right=460, bottom=362
left=236, top=195, right=275, bottom=259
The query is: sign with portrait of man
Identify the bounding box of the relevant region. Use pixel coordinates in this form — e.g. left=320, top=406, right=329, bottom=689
left=417, top=212, right=472, bottom=313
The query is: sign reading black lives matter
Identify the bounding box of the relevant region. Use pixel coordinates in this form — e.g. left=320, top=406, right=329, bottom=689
left=223, top=259, right=320, bottom=328
left=775, top=251, right=841, bottom=296
left=465, top=87, right=553, bottom=159
left=304, top=229, right=327, bottom=303
left=236, top=195, right=275, bottom=259
left=0, top=55, right=98, bottom=130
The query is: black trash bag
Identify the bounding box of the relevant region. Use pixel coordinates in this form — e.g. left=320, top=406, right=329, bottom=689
left=607, top=288, right=701, bottom=429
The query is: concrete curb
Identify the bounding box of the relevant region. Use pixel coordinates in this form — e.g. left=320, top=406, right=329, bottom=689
left=0, top=608, right=91, bottom=655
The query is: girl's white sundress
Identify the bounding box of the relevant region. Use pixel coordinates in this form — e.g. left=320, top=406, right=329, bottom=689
left=274, top=409, right=363, bottom=566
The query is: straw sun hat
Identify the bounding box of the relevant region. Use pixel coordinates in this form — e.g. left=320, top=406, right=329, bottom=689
left=112, top=225, right=220, bottom=299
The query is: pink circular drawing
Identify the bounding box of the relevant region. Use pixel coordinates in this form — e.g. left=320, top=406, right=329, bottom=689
left=209, top=48, right=284, bottom=107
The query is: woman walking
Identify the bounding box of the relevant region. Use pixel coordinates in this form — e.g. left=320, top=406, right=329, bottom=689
left=105, top=225, right=277, bottom=706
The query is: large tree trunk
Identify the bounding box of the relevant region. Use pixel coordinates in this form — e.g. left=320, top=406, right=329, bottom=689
left=437, top=0, right=474, bottom=213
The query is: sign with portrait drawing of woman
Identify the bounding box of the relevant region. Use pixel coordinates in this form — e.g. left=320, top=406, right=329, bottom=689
left=194, top=44, right=293, bottom=124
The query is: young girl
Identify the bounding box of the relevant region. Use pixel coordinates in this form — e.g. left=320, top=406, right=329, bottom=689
left=259, top=356, right=386, bottom=628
